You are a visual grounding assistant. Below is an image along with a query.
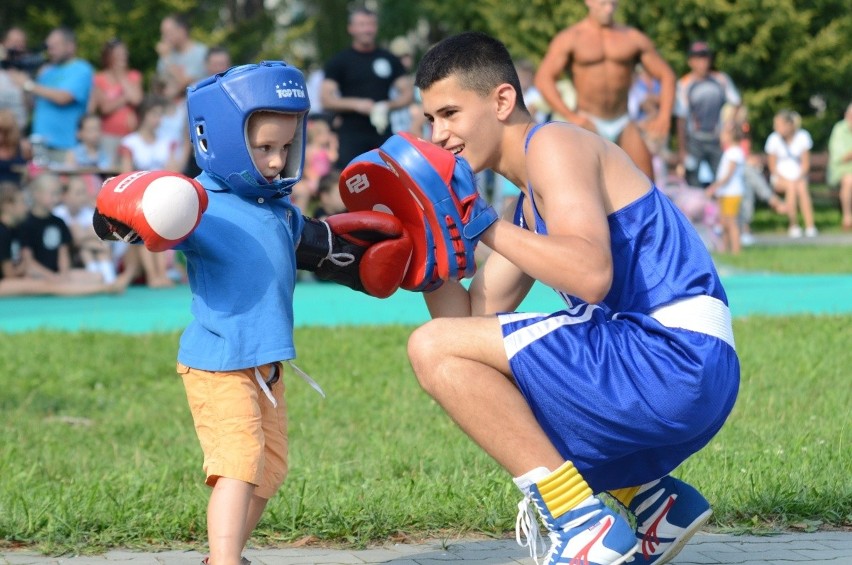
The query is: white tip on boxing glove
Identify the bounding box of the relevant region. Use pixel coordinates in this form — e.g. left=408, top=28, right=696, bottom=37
left=94, top=171, right=208, bottom=252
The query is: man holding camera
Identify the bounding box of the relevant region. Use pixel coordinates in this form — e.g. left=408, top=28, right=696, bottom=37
left=0, top=27, right=32, bottom=131
left=7, top=27, right=92, bottom=165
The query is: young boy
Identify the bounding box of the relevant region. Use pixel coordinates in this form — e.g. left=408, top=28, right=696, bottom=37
left=1, top=181, right=115, bottom=296
left=92, top=61, right=409, bottom=565
left=18, top=173, right=105, bottom=286
left=406, top=32, right=739, bottom=565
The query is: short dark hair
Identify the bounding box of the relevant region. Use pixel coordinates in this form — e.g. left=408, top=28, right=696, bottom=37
left=415, top=31, right=527, bottom=113
left=348, top=7, right=377, bottom=24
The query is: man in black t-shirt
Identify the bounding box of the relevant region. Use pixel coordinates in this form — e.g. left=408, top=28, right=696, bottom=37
left=321, top=7, right=413, bottom=168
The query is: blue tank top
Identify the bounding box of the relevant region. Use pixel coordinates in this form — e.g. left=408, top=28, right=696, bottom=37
left=514, top=123, right=727, bottom=317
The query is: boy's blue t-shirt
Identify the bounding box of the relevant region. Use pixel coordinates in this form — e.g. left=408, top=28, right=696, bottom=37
left=175, top=172, right=303, bottom=371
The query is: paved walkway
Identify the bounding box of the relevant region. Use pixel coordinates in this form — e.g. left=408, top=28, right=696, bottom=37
left=2, top=532, right=850, bottom=564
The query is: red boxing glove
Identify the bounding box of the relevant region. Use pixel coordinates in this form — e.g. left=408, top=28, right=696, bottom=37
left=93, top=171, right=208, bottom=252
left=296, top=211, right=413, bottom=298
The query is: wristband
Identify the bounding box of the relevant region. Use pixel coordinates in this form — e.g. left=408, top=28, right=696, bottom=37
left=23, top=80, right=35, bottom=93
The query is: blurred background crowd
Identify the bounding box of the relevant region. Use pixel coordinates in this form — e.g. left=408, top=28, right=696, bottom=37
left=1, top=0, right=851, bottom=297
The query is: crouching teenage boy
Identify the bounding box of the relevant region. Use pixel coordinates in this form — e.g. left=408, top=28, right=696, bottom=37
left=406, top=32, right=739, bottom=565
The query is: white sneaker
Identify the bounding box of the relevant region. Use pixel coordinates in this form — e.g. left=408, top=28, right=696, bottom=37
left=788, top=225, right=803, bottom=238
left=804, top=226, right=819, bottom=237
left=740, top=233, right=755, bottom=246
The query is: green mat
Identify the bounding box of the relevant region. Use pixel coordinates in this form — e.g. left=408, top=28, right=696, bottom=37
left=2, top=274, right=852, bottom=334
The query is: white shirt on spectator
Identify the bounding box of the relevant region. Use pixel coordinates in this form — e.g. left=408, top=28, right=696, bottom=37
left=764, top=129, right=813, bottom=181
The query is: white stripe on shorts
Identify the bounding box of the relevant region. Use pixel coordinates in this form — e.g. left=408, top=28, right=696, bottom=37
left=502, top=303, right=600, bottom=359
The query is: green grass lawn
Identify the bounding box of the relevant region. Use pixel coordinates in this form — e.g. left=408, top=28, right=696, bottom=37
left=0, top=317, right=849, bottom=554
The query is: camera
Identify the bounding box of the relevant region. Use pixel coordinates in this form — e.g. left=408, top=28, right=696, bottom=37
left=0, top=48, right=46, bottom=73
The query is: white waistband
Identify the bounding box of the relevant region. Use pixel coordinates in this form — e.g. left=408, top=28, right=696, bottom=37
left=649, top=295, right=736, bottom=350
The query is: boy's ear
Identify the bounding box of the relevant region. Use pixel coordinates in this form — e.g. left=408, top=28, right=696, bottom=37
left=493, top=83, right=518, bottom=121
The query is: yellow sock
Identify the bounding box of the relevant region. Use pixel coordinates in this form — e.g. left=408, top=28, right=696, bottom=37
left=609, top=486, right=641, bottom=507
left=535, top=461, right=593, bottom=518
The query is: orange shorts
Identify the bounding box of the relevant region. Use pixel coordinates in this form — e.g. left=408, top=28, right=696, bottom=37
left=718, top=195, right=743, bottom=218
left=178, top=362, right=288, bottom=499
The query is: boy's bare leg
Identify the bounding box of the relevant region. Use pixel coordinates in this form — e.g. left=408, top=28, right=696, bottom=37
left=241, top=494, right=269, bottom=547
left=408, top=316, right=565, bottom=476
left=207, top=478, right=253, bottom=565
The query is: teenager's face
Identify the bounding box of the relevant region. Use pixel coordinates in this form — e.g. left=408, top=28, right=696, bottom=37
left=421, top=76, right=499, bottom=173
left=247, top=112, right=298, bottom=181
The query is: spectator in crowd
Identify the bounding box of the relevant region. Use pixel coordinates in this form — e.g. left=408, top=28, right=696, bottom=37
left=291, top=117, right=338, bottom=213
left=534, top=0, right=675, bottom=179
left=0, top=180, right=26, bottom=280
left=321, top=7, right=413, bottom=168
left=0, top=108, right=30, bottom=184
left=118, top=95, right=183, bottom=288
left=65, top=113, right=114, bottom=171
left=88, top=38, right=143, bottom=169
left=828, top=101, right=852, bottom=231
left=764, top=109, right=817, bottom=238
left=204, top=45, right=232, bottom=77
left=53, top=174, right=116, bottom=283
left=722, top=104, right=785, bottom=246
left=675, top=41, right=741, bottom=188
left=313, top=169, right=346, bottom=221
left=0, top=180, right=114, bottom=296
left=17, top=172, right=103, bottom=283
left=388, top=36, right=416, bottom=136
left=705, top=124, right=746, bottom=254
left=119, top=95, right=183, bottom=173
left=304, top=64, right=327, bottom=120
left=8, top=27, right=94, bottom=165
left=155, top=13, right=208, bottom=92
left=0, top=27, right=30, bottom=131
left=152, top=73, right=192, bottom=174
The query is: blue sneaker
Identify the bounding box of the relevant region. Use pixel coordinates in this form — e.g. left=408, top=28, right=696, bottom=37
left=628, top=476, right=712, bottom=564
left=517, top=490, right=639, bottom=565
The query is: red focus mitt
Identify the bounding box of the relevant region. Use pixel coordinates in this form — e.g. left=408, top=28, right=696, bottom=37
left=340, top=133, right=498, bottom=291
left=296, top=211, right=412, bottom=298
left=93, top=171, right=208, bottom=252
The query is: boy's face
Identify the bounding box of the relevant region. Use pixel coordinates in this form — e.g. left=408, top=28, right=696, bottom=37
left=79, top=117, right=101, bottom=145
left=64, top=179, right=91, bottom=210
left=247, top=112, right=298, bottom=181
left=421, top=75, right=499, bottom=174
left=4, top=191, right=28, bottom=224
left=32, top=179, right=62, bottom=213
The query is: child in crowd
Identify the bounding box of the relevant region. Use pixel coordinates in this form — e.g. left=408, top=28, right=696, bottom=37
left=765, top=109, right=818, bottom=238
left=706, top=125, right=745, bottom=254
left=65, top=114, right=114, bottom=171
left=0, top=181, right=115, bottom=296
left=16, top=173, right=109, bottom=285
left=0, top=109, right=31, bottom=185
left=312, top=169, right=346, bottom=221
left=0, top=181, right=27, bottom=281
left=53, top=175, right=116, bottom=283
left=118, top=95, right=184, bottom=288
left=290, top=117, right=338, bottom=213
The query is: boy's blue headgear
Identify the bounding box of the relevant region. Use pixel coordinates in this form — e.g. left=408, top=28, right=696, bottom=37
left=187, top=61, right=310, bottom=198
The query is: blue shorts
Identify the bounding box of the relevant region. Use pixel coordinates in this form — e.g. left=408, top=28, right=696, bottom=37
left=499, top=303, right=739, bottom=492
